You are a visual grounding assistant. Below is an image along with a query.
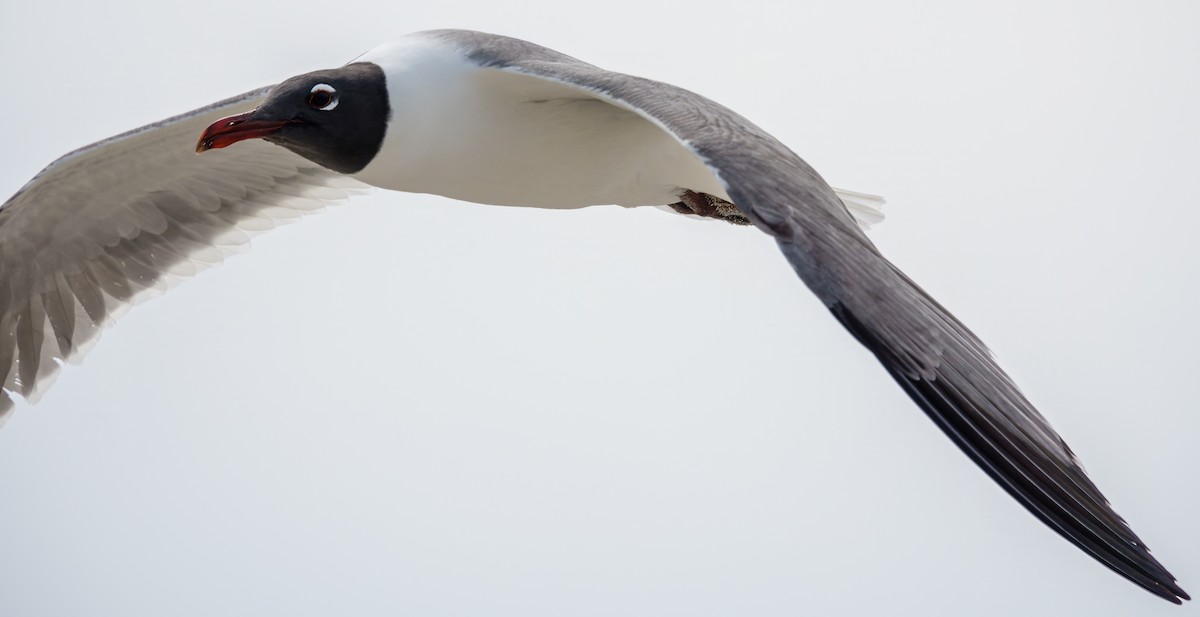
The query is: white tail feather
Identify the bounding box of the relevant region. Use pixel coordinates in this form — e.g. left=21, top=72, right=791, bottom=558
left=832, top=187, right=886, bottom=229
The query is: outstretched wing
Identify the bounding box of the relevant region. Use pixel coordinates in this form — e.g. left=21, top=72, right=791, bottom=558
left=430, top=29, right=1188, bottom=603
left=0, top=87, right=366, bottom=420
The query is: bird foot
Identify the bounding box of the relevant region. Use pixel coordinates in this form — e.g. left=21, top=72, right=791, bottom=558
left=668, top=190, right=751, bottom=225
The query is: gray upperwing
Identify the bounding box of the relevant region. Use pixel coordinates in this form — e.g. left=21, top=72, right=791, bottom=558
left=1, top=87, right=273, bottom=211
left=0, top=87, right=365, bottom=420
left=429, top=28, right=1188, bottom=602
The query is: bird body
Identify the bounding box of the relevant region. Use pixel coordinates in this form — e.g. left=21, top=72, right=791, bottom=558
left=0, top=29, right=1187, bottom=604
left=353, top=35, right=725, bottom=209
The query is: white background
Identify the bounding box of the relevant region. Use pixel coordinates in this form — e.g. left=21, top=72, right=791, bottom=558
left=1, top=1, right=1197, bottom=615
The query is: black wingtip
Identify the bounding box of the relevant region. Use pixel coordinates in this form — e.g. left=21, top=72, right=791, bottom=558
left=828, top=301, right=1189, bottom=604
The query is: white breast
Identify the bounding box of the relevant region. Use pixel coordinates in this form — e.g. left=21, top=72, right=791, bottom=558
left=351, top=35, right=727, bottom=210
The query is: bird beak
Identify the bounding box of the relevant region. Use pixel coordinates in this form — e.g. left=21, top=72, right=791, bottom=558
left=196, top=110, right=296, bottom=153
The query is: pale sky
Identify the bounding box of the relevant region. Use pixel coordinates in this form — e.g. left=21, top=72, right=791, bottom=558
left=1, top=1, right=1198, bottom=616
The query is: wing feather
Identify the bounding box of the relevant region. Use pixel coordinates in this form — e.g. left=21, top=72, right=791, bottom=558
left=431, top=29, right=1188, bottom=602
left=0, top=87, right=367, bottom=419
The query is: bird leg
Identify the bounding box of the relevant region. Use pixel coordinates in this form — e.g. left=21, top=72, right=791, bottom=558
left=668, top=190, right=751, bottom=226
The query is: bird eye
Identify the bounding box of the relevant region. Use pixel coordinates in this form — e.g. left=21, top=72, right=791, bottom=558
left=307, top=83, right=339, bottom=111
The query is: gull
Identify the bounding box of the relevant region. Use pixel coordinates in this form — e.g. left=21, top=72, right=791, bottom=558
left=0, top=29, right=1186, bottom=603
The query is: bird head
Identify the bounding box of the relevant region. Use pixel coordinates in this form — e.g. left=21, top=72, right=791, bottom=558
left=196, top=62, right=390, bottom=174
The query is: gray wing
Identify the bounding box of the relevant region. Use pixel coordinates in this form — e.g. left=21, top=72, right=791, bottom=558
left=430, top=29, right=1189, bottom=603
left=0, top=87, right=365, bottom=420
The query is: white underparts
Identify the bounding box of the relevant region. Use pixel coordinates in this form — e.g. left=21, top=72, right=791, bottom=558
left=353, top=35, right=884, bottom=229
left=353, top=36, right=726, bottom=209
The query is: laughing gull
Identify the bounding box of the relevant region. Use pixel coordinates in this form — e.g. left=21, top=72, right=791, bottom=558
left=0, top=29, right=1187, bottom=603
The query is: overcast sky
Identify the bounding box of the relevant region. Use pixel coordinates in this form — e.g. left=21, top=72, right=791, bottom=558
left=1, top=1, right=1198, bottom=616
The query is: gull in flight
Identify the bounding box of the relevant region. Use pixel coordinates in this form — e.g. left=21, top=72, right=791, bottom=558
left=0, top=29, right=1187, bottom=603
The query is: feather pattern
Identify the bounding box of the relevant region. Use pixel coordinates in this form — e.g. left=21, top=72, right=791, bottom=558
left=428, top=29, right=1188, bottom=603
left=0, top=88, right=366, bottom=419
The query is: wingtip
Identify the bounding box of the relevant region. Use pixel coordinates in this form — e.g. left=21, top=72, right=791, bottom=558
left=824, top=300, right=1189, bottom=606
left=1159, top=579, right=1190, bottom=604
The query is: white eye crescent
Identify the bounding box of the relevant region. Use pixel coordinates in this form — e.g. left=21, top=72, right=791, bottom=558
left=307, top=83, right=339, bottom=111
